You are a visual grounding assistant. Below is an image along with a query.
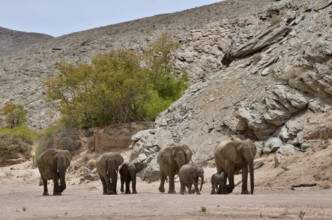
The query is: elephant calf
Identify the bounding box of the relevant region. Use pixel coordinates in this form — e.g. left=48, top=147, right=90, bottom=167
left=119, top=162, right=145, bottom=194
left=178, top=164, right=204, bottom=195
left=210, top=172, right=225, bottom=194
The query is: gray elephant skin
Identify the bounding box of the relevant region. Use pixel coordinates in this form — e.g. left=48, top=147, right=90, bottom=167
left=96, top=152, right=124, bottom=195
left=37, top=149, right=72, bottom=196
left=210, top=172, right=225, bottom=194
left=157, top=143, right=192, bottom=193
left=178, top=164, right=204, bottom=195
left=119, top=162, right=145, bottom=194
left=214, top=139, right=256, bottom=194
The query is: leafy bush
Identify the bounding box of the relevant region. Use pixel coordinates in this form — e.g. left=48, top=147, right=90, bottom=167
left=0, top=134, right=32, bottom=160
left=44, top=34, right=188, bottom=128
left=1, top=102, right=27, bottom=128
left=0, top=124, right=36, bottom=162
left=0, top=124, right=37, bottom=143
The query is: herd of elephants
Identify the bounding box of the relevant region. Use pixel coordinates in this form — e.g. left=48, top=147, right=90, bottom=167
left=36, top=139, right=256, bottom=196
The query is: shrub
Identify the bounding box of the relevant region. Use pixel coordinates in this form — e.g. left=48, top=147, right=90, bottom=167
left=0, top=124, right=37, bottom=143
left=44, top=34, right=188, bottom=128
left=0, top=124, right=36, bottom=163
left=1, top=102, right=27, bottom=128
left=0, top=133, right=32, bottom=160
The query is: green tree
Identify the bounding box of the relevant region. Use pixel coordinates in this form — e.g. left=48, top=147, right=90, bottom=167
left=1, top=102, right=28, bottom=128
left=144, top=33, right=188, bottom=99
left=44, top=34, right=188, bottom=128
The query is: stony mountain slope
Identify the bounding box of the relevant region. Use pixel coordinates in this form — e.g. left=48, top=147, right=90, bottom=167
left=1, top=0, right=332, bottom=188
left=0, top=27, right=53, bottom=57
left=0, top=0, right=269, bottom=129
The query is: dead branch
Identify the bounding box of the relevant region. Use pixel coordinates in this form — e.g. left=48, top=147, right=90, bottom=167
left=291, top=183, right=317, bottom=188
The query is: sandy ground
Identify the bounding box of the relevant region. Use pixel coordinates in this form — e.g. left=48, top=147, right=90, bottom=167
left=1, top=160, right=332, bottom=220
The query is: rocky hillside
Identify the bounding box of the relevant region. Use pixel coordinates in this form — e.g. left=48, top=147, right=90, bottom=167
left=0, top=27, right=53, bottom=57
left=1, top=0, right=332, bottom=188
left=0, top=0, right=269, bottom=130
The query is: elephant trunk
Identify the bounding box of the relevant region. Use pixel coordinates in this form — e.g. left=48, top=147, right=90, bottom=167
left=200, top=175, right=204, bottom=192
left=106, top=164, right=117, bottom=194
left=59, top=167, right=66, bottom=192
left=57, top=158, right=67, bottom=192
left=249, top=160, right=254, bottom=194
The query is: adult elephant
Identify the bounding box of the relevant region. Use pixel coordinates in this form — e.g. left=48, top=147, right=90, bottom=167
left=96, top=152, right=124, bottom=195
left=157, top=143, right=192, bottom=194
left=214, top=139, right=256, bottom=194
left=178, top=164, right=204, bottom=195
left=119, top=162, right=145, bottom=194
left=37, top=149, right=72, bottom=196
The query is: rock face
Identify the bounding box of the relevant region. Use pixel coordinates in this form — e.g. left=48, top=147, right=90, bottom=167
left=88, top=122, right=154, bottom=153
left=1, top=0, right=332, bottom=184
left=0, top=0, right=270, bottom=130
left=130, top=0, right=332, bottom=172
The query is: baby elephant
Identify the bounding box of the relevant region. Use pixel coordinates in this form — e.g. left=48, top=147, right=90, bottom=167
left=179, top=164, right=204, bottom=195
left=211, top=172, right=225, bottom=194
left=119, top=162, right=145, bottom=194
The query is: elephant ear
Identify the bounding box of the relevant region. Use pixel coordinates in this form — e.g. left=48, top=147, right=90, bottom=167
left=190, top=167, right=197, bottom=179
left=171, top=146, right=178, bottom=158
left=115, top=154, right=124, bottom=167
left=63, top=150, right=72, bottom=167
left=180, top=144, right=192, bottom=163
left=134, top=162, right=145, bottom=173
left=39, top=149, right=57, bottom=167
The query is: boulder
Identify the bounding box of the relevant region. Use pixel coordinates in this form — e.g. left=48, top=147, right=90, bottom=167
left=88, top=122, right=153, bottom=153
left=264, top=137, right=283, bottom=154
left=277, top=143, right=296, bottom=155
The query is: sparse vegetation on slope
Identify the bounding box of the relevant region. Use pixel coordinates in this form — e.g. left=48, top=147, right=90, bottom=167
left=44, top=34, right=188, bottom=128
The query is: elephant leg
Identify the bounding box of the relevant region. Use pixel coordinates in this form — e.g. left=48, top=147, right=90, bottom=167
left=180, top=183, right=185, bottom=195
left=168, top=174, right=176, bottom=194
left=217, top=183, right=222, bottom=194
left=226, top=169, right=235, bottom=194
left=159, top=173, right=166, bottom=193
left=113, top=175, right=118, bottom=194
left=100, top=177, right=108, bottom=195
left=53, top=177, right=61, bottom=196
left=132, top=179, right=137, bottom=194
left=120, top=176, right=125, bottom=193
left=194, top=181, right=200, bottom=195
left=125, top=180, right=131, bottom=194
left=221, top=172, right=230, bottom=194
left=42, top=179, right=49, bottom=196
left=187, top=184, right=192, bottom=194
left=211, top=183, right=216, bottom=194
left=241, top=164, right=250, bottom=194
